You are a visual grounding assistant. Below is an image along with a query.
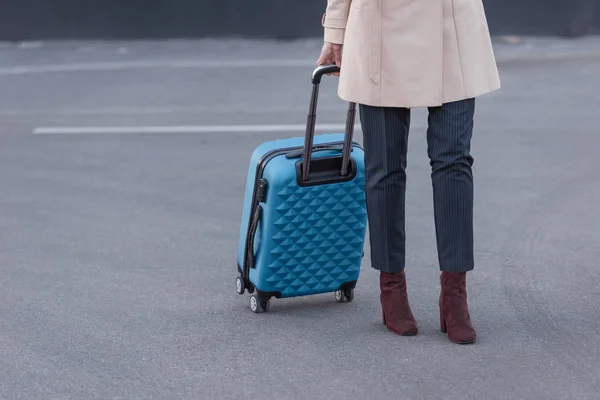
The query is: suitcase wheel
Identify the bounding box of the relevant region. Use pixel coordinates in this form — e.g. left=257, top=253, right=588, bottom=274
left=236, top=277, right=245, bottom=295
left=334, top=288, right=355, bottom=303
left=250, top=294, right=271, bottom=313
left=236, top=276, right=255, bottom=295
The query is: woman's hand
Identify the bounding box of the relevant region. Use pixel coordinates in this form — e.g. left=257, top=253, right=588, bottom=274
left=316, top=41, right=343, bottom=76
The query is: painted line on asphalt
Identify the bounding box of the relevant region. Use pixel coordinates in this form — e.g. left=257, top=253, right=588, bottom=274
left=0, top=59, right=316, bottom=76
left=1, top=104, right=343, bottom=117
left=32, top=124, right=363, bottom=135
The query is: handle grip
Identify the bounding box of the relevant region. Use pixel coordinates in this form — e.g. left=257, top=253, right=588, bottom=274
left=311, top=64, right=341, bottom=84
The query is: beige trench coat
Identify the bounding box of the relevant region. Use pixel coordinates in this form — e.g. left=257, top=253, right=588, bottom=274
left=322, top=0, right=501, bottom=108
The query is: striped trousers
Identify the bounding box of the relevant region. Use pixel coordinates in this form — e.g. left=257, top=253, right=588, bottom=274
left=359, top=98, right=475, bottom=273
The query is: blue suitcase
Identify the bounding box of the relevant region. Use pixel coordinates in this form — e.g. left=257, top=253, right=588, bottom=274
left=235, top=65, right=368, bottom=313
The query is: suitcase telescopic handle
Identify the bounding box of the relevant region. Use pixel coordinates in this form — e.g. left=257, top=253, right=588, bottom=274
left=302, top=64, right=356, bottom=182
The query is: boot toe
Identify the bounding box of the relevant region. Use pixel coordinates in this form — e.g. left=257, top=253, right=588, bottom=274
left=387, top=324, right=418, bottom=336
left=449, top=336, right=476, bottom=345
left=447, top=329, right=476, bottom=344
left=399, top=325, right=419, bottom=336
left=385, top=319, right=418, bottom=336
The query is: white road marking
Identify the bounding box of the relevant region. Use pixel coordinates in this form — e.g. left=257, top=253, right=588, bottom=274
left=33, top=124, right=362, bottom=135
left=1, top=104, right=343, bottom=117
left=0, top=59, right=316, bottom=76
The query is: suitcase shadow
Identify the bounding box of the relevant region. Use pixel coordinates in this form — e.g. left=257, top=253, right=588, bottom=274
left=261, top=295, right=358, bottom=314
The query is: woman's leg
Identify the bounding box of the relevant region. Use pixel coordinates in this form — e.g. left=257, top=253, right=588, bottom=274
left=426, top=98, right=477, bottom=344
left=359, top=104, right=417, bottom=336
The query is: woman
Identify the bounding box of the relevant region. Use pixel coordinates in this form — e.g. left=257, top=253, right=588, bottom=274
left=316, top=0, right=500, bottom=344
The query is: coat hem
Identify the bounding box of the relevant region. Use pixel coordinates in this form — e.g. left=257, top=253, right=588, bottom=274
left=338, top=84, right=501, bottom=109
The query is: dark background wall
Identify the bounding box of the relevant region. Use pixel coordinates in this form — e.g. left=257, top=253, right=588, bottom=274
left=0, top=0, right=598, bottom=41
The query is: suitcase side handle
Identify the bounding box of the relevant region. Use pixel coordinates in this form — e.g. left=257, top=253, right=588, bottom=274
left=302, top=64, right=356, bottom=182
left=245, top=205, right=263, bottom=271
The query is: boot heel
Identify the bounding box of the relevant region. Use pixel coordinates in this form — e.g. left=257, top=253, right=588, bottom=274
left=440, top=312, right=447, bottom=333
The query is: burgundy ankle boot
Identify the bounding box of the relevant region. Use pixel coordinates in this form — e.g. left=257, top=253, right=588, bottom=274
left=439, top=271, right=476, bottom=344
left=380, top=271, right=418, bottom=336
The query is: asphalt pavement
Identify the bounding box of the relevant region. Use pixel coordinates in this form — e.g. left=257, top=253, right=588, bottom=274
left=1, top=37, right=600, bottom=399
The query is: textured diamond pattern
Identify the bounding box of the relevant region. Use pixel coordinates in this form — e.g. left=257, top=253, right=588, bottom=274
left=262, top=173, right=367, bottom=296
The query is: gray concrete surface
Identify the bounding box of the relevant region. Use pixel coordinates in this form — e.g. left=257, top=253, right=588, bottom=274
left=1, top=38, right=599, bottom=399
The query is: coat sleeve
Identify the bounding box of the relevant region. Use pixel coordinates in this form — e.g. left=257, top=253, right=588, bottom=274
left=322, top=0, right=352, bottom=44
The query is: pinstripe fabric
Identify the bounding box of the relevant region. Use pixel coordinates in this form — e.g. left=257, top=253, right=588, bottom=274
left=359, top=99, right=475, bottom=273
left=359, top=105, right=411, bottom=274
